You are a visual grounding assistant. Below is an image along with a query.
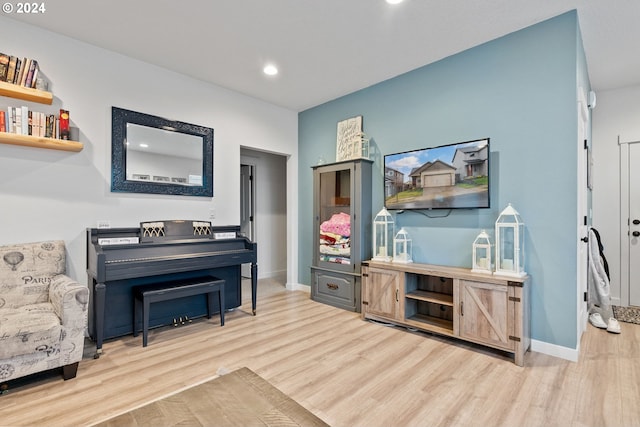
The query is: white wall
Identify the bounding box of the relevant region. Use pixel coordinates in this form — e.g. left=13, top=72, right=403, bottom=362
left=591, top=84, right=640, bottom=305
left=0, top=17, right=298, bottom=285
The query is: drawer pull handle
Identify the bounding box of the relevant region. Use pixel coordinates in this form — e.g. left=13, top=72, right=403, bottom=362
left=326, top=283, right=339, bottom=290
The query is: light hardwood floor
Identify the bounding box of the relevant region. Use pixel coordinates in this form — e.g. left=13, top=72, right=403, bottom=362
left=1, top=278, right=639, bottom=427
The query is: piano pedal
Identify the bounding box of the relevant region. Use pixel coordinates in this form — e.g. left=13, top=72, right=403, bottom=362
left=173, top=318, right=178, bottom=327
left=180, top=316, right=185, bottom=325
left=185, top=316, right=192, bottom=323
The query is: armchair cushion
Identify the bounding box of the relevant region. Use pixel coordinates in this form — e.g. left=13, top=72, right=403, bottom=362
left=0, top=303, right=61, bottom=359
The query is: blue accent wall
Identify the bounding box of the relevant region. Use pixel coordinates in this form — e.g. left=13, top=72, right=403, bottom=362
left=299, top=11, right=587, bottom=349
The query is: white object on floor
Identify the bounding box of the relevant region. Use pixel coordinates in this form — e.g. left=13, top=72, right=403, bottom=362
left=589, top=312, right=607, bottom=329
left=606, top=317, right=621, bottom=334
left=216, top=366, right=231, bottom=376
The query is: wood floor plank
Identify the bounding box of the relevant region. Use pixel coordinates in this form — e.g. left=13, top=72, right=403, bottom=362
left=0, top=278, right=638, bottom=427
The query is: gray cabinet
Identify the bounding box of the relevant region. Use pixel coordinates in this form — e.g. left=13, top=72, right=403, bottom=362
left=311, top=159, right=372, bottom=312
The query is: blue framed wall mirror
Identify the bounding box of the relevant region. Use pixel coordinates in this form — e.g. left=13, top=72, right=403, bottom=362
left=111, top=106, right=214, bottom=197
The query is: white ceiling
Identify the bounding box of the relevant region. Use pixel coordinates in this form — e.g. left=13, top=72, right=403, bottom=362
left=8, top=0, right=640, bottom=111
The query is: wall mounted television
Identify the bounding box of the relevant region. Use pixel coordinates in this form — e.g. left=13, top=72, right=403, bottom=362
left=384, top=138, right=490, bottom=210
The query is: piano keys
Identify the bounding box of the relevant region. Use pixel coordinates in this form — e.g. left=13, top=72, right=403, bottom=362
left=86, top=223, right=257, bottom=356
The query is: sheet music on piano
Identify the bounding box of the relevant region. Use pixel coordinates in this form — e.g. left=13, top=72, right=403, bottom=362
left=98, top=237, right=140, bottom=245
left=213, top=232, right=236, bottom=239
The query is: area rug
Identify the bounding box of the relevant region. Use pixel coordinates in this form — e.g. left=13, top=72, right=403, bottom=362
left=613, top=305, right=640, bottom=325
left=94, top=367, right=329, bottom=427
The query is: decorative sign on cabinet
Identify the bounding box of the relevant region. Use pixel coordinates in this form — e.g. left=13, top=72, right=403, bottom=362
left=362, top=260, right=530, bottom=366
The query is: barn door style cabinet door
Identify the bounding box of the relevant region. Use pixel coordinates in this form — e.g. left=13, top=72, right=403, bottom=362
left=311, top=159, right=372, bottom=312
left=361, top=265, right=403, bottom=320
left=362, top=260, right=530, bottom=366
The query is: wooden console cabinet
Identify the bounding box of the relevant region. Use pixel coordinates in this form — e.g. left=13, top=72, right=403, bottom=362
left=362, top=260, right=530, bottom=366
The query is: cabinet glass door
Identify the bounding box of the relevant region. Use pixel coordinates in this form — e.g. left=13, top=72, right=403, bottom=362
left=318, top=167, right=352, bottom=268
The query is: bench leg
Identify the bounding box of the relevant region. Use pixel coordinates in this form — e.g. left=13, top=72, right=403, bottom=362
left=133, top=297, right=139, bottom=337
left=206, top=291, right=213, bottom=319
left=218, top=285, right=225, bottom=326
left=143, top=298, right=150, bottom=347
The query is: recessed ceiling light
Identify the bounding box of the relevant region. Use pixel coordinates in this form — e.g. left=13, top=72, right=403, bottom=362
left=386, top=0, right=404, bottom=4
left=263, top=64, right=278, bottom=76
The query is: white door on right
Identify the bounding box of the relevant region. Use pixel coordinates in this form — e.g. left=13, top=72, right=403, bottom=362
left=629, top=142, right=640, bottom=306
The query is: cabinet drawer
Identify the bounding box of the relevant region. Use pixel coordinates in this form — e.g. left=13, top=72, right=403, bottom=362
left=311, top=270, right=359, bottom=311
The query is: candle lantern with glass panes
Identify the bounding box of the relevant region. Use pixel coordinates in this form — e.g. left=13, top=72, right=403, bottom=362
left=494, top=203, right=526, bottom=277
left=393, top=227, right=413, bottom=264
left=372, top=207, right=394, bottom=261
left=471, top=229, right=493, bottom=273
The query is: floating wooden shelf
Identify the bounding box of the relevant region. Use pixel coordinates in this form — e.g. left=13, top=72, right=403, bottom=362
left=0, top=132, right=83, bottom=152
left=0, top=81, right=54, bottom=105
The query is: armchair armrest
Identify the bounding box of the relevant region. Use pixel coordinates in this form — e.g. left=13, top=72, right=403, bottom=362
left=49, top=274, right=89, bottom=327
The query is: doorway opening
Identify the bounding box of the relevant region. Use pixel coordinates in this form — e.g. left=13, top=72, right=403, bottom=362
left=240, top=148, right=288, bottom=285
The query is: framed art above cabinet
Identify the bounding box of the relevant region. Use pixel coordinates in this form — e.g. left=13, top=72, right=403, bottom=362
left=111, top=107, right=214, bottom=197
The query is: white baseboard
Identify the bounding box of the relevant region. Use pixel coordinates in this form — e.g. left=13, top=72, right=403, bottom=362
left=286, top=282, right=310, bottom=293
left=531, top=339, right=579, bottom=362
left=258, top=269, right=287, bottom=282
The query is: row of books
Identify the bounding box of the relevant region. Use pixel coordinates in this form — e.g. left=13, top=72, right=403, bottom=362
left=0, top=107, right=70, bottom=140
left=0, top=53, right=43, bottom=89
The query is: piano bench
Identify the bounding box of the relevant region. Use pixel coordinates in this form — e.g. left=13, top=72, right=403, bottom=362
left=133, top=276, right=225, bottom=347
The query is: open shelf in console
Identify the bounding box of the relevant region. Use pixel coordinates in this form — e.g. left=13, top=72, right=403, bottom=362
left=404, top=273, right=454, bottom=335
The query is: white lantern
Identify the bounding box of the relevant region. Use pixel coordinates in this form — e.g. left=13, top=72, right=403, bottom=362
left=393, top=227, right=413, bottom=264
left=471, top=230, right=493, bottom=273
left=372, top=207, right=394, bottom=261
left=494, top=203, right=526, bottom=277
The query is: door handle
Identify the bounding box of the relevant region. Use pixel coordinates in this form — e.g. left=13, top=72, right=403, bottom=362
left=633, top=231, right=640, bottom=237
left=581, top=236, right=588, bottom=243
left=633, top=219, right=640, bottom=225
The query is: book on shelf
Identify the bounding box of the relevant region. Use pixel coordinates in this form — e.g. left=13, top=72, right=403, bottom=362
left=6, top=56, right=18, bottom=84
left=0, top=110, right=5, bottom=132
left=24, top=59, right=38, bottom=89
left=0, top=53, right=9, bottom=82
left=59, top=109, right=69, bottom=140
left=45, top=114, right=55, bottom=138
left=11, top=58, right=21, bottom=85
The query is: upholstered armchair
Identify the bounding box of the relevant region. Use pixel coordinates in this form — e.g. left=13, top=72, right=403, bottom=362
left=0, top=240, right=88, bottom=384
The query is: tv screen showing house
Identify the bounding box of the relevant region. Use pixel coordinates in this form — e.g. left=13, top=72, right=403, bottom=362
left=384, top=138, right=490, bottom=210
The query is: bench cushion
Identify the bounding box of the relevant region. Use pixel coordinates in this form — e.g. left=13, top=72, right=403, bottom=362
left=134, top=276, right=224, bottom=300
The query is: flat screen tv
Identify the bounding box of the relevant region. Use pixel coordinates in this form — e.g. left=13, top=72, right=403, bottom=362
left=384, top=138, right=490, bottom=210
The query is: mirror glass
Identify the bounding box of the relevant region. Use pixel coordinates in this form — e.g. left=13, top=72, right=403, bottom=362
left=111, top=107, right=213, bottom=197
